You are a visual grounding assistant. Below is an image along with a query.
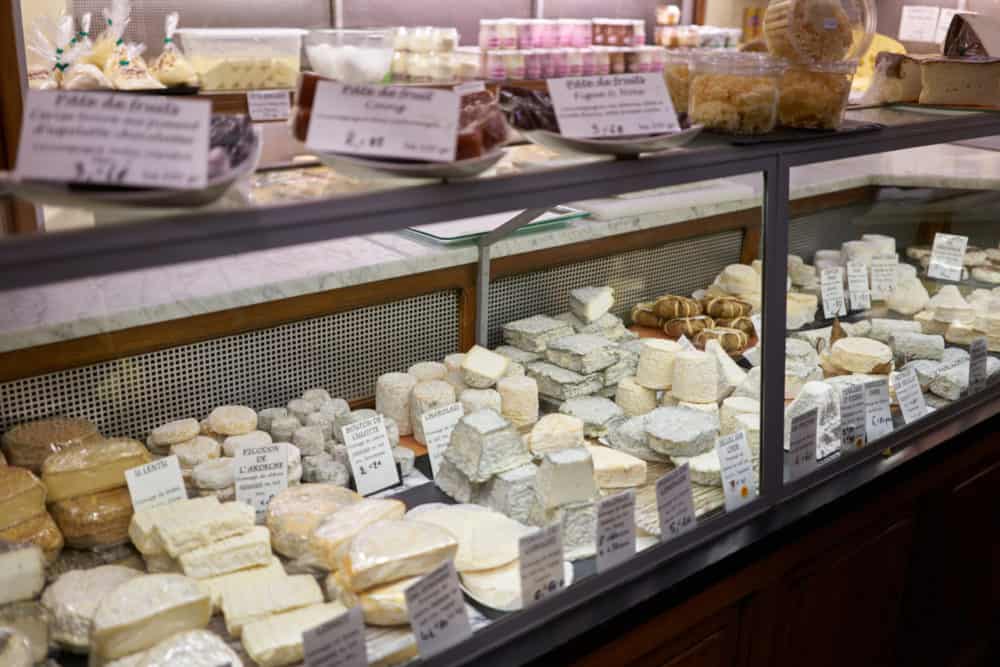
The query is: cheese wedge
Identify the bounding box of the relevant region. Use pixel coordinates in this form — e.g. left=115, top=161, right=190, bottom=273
left=197, top=556, right=285, bottom=614
left=178, top=525, right=272, bottom=579
left=223, top=573, right=323, bottom=638
left=266, top=484, right=361, bottom=560
left=241, top=603, right=347, bottom=667
left=307, top=498, right=406, bottom=571
left=338, top=519, right=459, bottom=592
left=42, top=438, right=151, bottom=502
left=407, top=506, right=523, bottom=572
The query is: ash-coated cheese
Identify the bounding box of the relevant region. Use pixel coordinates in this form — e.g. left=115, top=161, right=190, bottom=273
left=149, top=418, right=200, bottom=449
left=556, top=311, right=628, bottom=340
left=498, top=376, right=540, bottom=429
left=292, top=426, right=325, bottom=457
left=408, top=361, right=448, bottom=382
left=304, top=412, right=334, bottom=440
left=444, top=409, right=532, bottom=482
left=196, top=556, right=285, bottom=613
left=483, top=463, right=540, bottom=524
left=223, top=430, right=272, bottom=458
left=602, top=350, right=638, bottom=387
left=376, top=372, right=417, bottom=437
left=0, top=467, right=46, bottom=531
left=535, top=448, right=598, bottom=509
left=671, top=449, right=722, bottom=487
left=241, top=603, right=347, bottom=667
left=339, top=519, right=459, bottom=592
left=256, top=408, right=288, bottom=434
left=178, top=525, right=272, bottom=579
left=393, top=446, right=416, bottom=476
left=558, top=396, right=624, bottom=437
left=585, top=444, right=646, bottom=488
left=462, top=345, right=511, bottom=389
left=901, top=359, right=944, bottom=390
left=636, top=339, right=682, bottom=390
left=301, top=454, right=349, bottom=485
left=721, top=397, right=760, bottom=435
left=208, top=406, right=257, bottom=436
left=435, top=458, right=482, bottom=504
left=141, top=629, right=244, bottom=667
left=302, top=388, right=332, bottom=409
left=890, top=332, right=945, bottom=364
left=411, top=381, right=457, bottom=445
left=533, top=500, right=596, bottom=560
left=495, top=345, right=542, bottom=365
left=153, top=500, right=255, bottom=558
left=42, top=437, right=151, bottom=502
left=268, top=417, right=300, bottom=443
left=42, top=565, right=141, bottom=652
left=50, top=486, right=133, bottom=549
left=615, top=376, right=658, bottom=416
left=606, top=415, right=671, bottom=462
left=0, top=600, right=51, bottom=664
left=525, top=361, right=604, bottom=400
left=645, top=407, right=717, bottom=458
left=266, top=483, right=360, bottom=560
left=869, top=318, right=922, bottom=343
left=319, top=398, right=351, bottom=421
left=830, top=337, right=893, bottom=374
left=785, top=361, right=825, bottom=399
left=503, top=315, right=575, bottom=353
left=705, top=339, right=747, bottom=399
left=570, top=286, right=615, bottom=323
left=307, top=498, right=407, bottom=571
left=671, top=350, right=719, bottom=404
left=528, top=414, right=585, bottom=455
left=784, top=382, right=841, bottom=456
left=92, top=573, right=211, bottom=660
left=460, top=388, right=502, bottom=416
left=223, top=573, right=323, bottom=638
left=546, top=334, right=618, bottom=374
left=171, top=436, right=221, bottom=469
left=333, top=409, right=376, bottom=444
left=286, top=399, right=314, bottom=423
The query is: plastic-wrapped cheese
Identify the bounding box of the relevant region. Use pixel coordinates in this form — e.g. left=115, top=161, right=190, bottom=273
left=529, top=413, right=585, bottom=455
left=460, top=388, right=502, bottom=415
left=171, top=436, right=221, bottom=469
left=286, top=399, right=314, bottom=423
left=830, top=337, right=893, bottom=374
left=329, top=571, right=414, bottom=626
left=2, top=417, right=101, bottom=473
left=42, top=437, right=150, bottom=503
left=266, top=484, right=361, bottom=560
left=195, top=556, right=285, bottom=614
left=0, top=627, right=33, bottom=667
left=410, top=380, right=457, bottom=445
left=338, top=519, right=458, bottom=592
left=208, top=406, right=257, bottom=436
left=222, top=573, right=323, bottom=638
left=0, top=511, right=62, bottom=562
left=616, top=376, right=658, bottom=416
left=139, top=629, right=244, bottom=667
left=498, top=376, right=539, bottom=429
left=50, top=486, right=133, bottom=549
left=409, top=506, right=522, bottom=572
left=307, top=498, right=406, bottom=571
left=636, top=339, right=682, bottom=390
left=129, top=497, right=221, bottom=556
left=41, top=565, right=141, bottom=652
left=671, top=350, right=719, bottom=404
left=376, top=372, right=418, bottom=437
left=0, top=600, right=51, bottom=664
left=0, top=467, right=47, bottom=531
left=241, top=603, right=346, bottom=667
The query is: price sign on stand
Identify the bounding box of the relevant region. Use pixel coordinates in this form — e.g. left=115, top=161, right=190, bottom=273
left=405, top=561, right=472, bottom=658
left=969, top=337, right=989, bottom=393
left=303, top=607, right=367, bottom=667
left=864, top=379, right=894, bottom=443
left=893, top=367, right=928, bottom=424
left=840, top=384, right=867, bottom=450
left=547, top=74, right=679, bottom=138
left=343, top=416, right=400, bottom=496
left=898, top=5, right=940, bottom=42
left=125, top=456, right=187, bottom=511
left=420, top=403, right=464, bottom=476
left=656, top=464, right=697, bottom=541
left=846, top=262, right=871, bottom=311
left=717, top=431, right=756, bottom=512
left=927, top=233, right=969, bottom=282
left=306, top=82, right=460, bottom=162
left=16, top=91, right=210, bottom=189
left=821, top=267, right=847, bottom=319
left=870, top=254, right=899, bottom=300
left=596, top=491, right=636, bottom=572
left=247, top=90, right=292, bottom=121
left=235, top=442, right=288, bottom=522
left=787, top=408, right=819, bottom=478
left=519, top=524, right=565, bottom=608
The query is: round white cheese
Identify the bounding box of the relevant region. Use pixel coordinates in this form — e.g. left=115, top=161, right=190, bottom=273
left=636, top=339, right=682, bottom=390
left=208, top=406, right=257, bottom=436
left=498, top=376, right=539, bottom=429
left=460, top=389, right=502, bottom=416
left=193, top=458, right=234, bottom=490
left=170, top=436, right=221, bottom=469
left=830, top=337, right=893, bottom=373
left=149, top=419, right=200, bottom=448
left=720, top=397, right=760, bottom=435
left=615, top=376, right=657, bottom=417
left=376, top=372, right=418, bottom=437
left=671, top=350, right=719, bottom=404
left=222, top=430, right=272, bottom=458
left=410, top=381, right=457, bottom=445
left=408, top=361, right=448, bottom=382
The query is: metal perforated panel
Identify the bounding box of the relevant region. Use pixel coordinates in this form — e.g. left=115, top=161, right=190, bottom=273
left=0, top=291, right=458, bottom=439
left=486, top=230, right=744, bottom=347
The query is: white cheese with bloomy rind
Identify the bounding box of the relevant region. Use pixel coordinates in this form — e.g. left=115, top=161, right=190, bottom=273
left=535, top=448, right=598, bottom=510
left=606, top=415, right=671, bottom=462
left=503, top=315, right=576, bottom=353
left=208, top=405, right=258, bottom=436
left=192, top=457, right=235, bottom=490
left=495, top=345, right=542, bottom=365
left=409, top=506, right=523, bottom=572
left=705, top=339, right=747, bottom=399
left=890, top=331, right=945, bottom=365
left=483, top=463, right=540, bottom=524
left=869, top=318, right=922, bottom=343
left=901, top=359, right=944, bottom=390
left=91, top=574, right=211, bottom=660
left=0, top=601, right=50, bottom=664
left=720, top=397, right=760, bottom=435
left=830, top=337, right=893, bottom=374
left=558, top=396, right=624, bottom=437
left=286, top=399, right=314, bottom=423
left=196, top=556, right=285, bottom=613
left=677, top=401, right=721, bottom=430
left=306, top=498, right=407, bottom=571
left=929, top=358, right=1000, bottom=401
left=153, top=500, right=256, bottom=558
left=339, top=519, right=459, bottom=592
left=223, top=430, right=272, bottom=458
left=410, top=380, right=457, bottom=445
left=498, top=376, right=540, bottom=429
left=460, top=388, right=502, bottom=416
left=525, top=361, right=604, bottom=400
left=42, top=437, right=151, bottom=502
left=171, top=436, right=221, bottom=469
left=266, top=484, right=361, bottom=560
left=444, top=370, right=470, bottom=393
left=178, top=525, right=272, bottom=579
left=462, top=345, right=511, bottom=389
left=616, top=376, right=658, bottom=417
left=268, top=417, right=301, bottom=444
left=0, top=466, right=47, bottom=531
left=532, top=500, right=597, bottom=560
left=529, top=414, right=585, bottom=455
left=671, top=449, right=722, bottom=487
left=241, top=602, right=347, bottom=667
left=128, top=496, right=220, bottom=556
left=645, top=407, right=718, bottom=458
left=444, top=409, right=532, bottom=483
left=570, top=285, right=615, bottom=323
left=435, top=457, right=483, bottom=504
left=585, top=444, right=646, bottom=488
left=223, top=573, right=323, bottom=638
left=149, top=419, right=201, bottom=447
left=887, top=277, right=930, bottom=316
left=138, top=629, right=244, bottom=667
left=783, top=381, right=841, bottom=456
left=545, top=334, right=618, bottom=374
left=407, top=361, right=448, bottom=383
left=636, top=339, right=682, bottom=390
left=671, top=350, right=719, bottom=404
left=459, top=560, right=525, bottom=611
left=785, top=361, right=825, bottom=400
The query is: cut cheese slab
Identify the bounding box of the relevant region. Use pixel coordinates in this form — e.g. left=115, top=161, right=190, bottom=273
left=307, top=498, right=406, bottom=571
left=41, top=564, right=141, bottom=652
left=536, top=448, right=598, bottom=509
left=444, top=409, right=531, bottom=483
left=408, top=506, right=523, bottom=572
left=178, top=525, right=272, bottom=579
left=139, top=629, right=244, bottom=667
left=0, top=466, right=46, bottom=531
left=241, top=602, right=347, bottom=667
left=128, top=496, right=220, bottom=556
left=529, top=414, right=585, bottom=455
left=153, top=500, right=255, bottom=558
left=462, top=345, right=510, bottom=389
left=91, top=574, right=211, bottom=660
left=223, top=573, right=323, bottom=638
left=50, top=486, right=133, bottom=549
left=0, top=541, right=45, bottom=605
left=503, top=315, right=575, bottom=353
left=197, top=556, right=285, bottom=614
left=42, top=438, right=151, bottom=502
left=1, top=417, right=100, bottom=473
left=266, top=484, right=361, bottom=560
left=338, top=519, right=458, bottom=592
left=570, top=286, right=615, bottom=323
left=584, top=444, right=646, bottom=488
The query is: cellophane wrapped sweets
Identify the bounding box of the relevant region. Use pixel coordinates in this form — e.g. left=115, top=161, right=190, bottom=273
left=152, top=12, right=199, bottom=87
left=107, top=42, right=165, bottom=90
left=763, top=0, right=874, bottom=64
left=25, top=15, right=73, bottom=90
left=62, top=13, right=113, bottom=90
left=89, top=0, right=131, bottom=70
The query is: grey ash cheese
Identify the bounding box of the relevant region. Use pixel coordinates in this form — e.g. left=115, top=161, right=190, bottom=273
left=236, top=443, right=286, bottom=474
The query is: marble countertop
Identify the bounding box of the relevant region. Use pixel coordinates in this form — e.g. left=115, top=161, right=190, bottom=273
left=2, top=142, right=999, bottom=355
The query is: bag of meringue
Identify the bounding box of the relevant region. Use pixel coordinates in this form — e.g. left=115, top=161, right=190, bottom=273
left=25, top=15, right=73, bottom=89
left=90, top=0, right=131, bottom=71
left=107, top=42, right=165, bottom=91
left=62, top=14, right=113, bottom=90
left=151, top=13, right=198, bottom=87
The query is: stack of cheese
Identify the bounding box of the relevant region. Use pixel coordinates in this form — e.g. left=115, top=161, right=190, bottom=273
left=0, top=466, right=63, bottom=563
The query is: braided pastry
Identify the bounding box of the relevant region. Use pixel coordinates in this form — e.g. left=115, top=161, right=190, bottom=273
left=663, top=315, right=716, bottom=339
left=654, top=295, right=702, bottom=319
left=694, top=327, right=749, bottom=354
left=702, top=296, right=753, bottom=319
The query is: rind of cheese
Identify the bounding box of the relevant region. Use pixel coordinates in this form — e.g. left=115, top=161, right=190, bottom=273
left=178, top=525, right=272, bottom=579
left=42, top=438, right=151, bottom=502
left=0, top=467, right=47, bottom=531
left=149, top=419, right=200, bottom=447
left=869, top=318, right=922, bottom=343
left=636, top=339, right=683, bottom=390
left=329, top=570, right=416, bottom=626
left=830, top=337, right=893, bottom=374
left=585, top=444, right=646, bottom=488
left=2, top=417, right=101, bottom=473
left=0, top=512, right=63, bottom=563
left=0, top=600, right=51, bottom=664
left=720, top=397, right=760, bottom=435
left=138, top=629, right=244, bottom=667
left=435, top=458, right=483, bottom=504
left=153, top=500, right=255, bottom=558
left=535, top=448, right=598, bottom=510
left=919, top=58, right=1000, bottom=107
left=645, top=407, right=718, bottom=458
left=524, top=361, right=603, bottom=400
left=559, top=396, right=624, bottom=437
left=266, top=484, right=361, bottom=560
left=407, top=361, right=448, bottom=382
left=498, top=376, right=540, bottom=429
left=460, top=560, right=524, bottom=611
left=528, top=414, right=585, bottom=455
left=671, top=350, right=719, bottom=404
left=338, top=519, right=459, bottom=592
left=0, top=541, right=46, bottom=606
left=570, top=286, right=615, bottom=323
left=192, top=458, right=235, bottom=490
left=890, top=332, right=945, bottom=365
left=503, top=315, right=575, bottom=353
left=444, top=409, right=531, bottom=482
left=410, top=380, right=457, bottom=445
left=129, top=496, right=220, bottom=556
left=241, top=603, right=347, bottom=667
left=376, top=372, right=418, bottom=437
left=483, top=464, right=539, bottom=524
left=616, top=376, right=658, bottom=417
left=223, top=573, right=323, bottom=638
left=50, top=486, right=133, bottom=549
left=462, top=345, right=511, bottom=389
left=410, top=506, right=523, bottom=572
left=208, top=406, right=258, bottom=436
left=307, top=498, right=406, bottom=571
left=196, top=556, right=285, bottom=614
left=171, top=436, right=221, bottom=469
left=546, top=334, right=618, bottom=374
left=41, top=565, right=141, bottom=652
left=671, top=449, right=722, bottom=487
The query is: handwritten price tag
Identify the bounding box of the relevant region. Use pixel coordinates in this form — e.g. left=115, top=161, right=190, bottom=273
left=893, top=367, right=928, bottom=424
left=547, top=74, right=680, bottom=139
left=787, top=408, right=818, bottom=478
left=235, top=441, right=288, bottom=522
left=969, top=337, right=989, bottom=393
left=846, top=262, right=871, bottom=311
left=864, top=379, right=894, bottom=443
left=16, top=91, right=210, bottom=189
left=596, top=491, right=636, bottom=572
left=519, top=524, right=565, bottom=608
left=840, top=384, right=867, bottom=450
left=125, top=455, right=187, bottom=511
left=927, top=233, right=968, bottom=282
left=303, top=606, right=367, bottom=667
left=247, top=90, right=292, bottom=121
left=870, top=254, right=899, bottom=300
left=420, top=403, right=464, bottom=476
left=656, top=464, right=697, bottom=542
left=717, top=431, right=756, bottom=512
left=343, top=416, right=400, bottom=496
left=405, top=561, right=472, bottom=658
left=821, top=267, right=847, bottom=319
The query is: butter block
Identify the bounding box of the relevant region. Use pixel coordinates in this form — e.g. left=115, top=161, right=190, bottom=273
left=50, top=486, right=133, bottom=549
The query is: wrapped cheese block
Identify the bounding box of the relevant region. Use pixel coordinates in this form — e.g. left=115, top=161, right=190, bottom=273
left=241, top=603, right=346, bottom=667
left=223, top=573, right=323, bottom=638
left=62, top=14, right=114, bottom=90
left=0, top=512, right=64, bottom=563
left=328, top=571, right=415, bottom=626
left=266, top=484, right=361, bottom=561
left=0, top=467, right=47, bottom=531
left=42, top=438, right=150, bottom=502
left=41, top=565, right=141, bottom=652
left=2, top=417, right=100, bottom=473
left=106, top=43, right=166, bottom=91
left=338, top=519, right=458, bottom=592
left=0, top=600, right=51, bottom=664
left=142, top=630, right=244, bottom=667
left=196, top=556, right=285, bottom=614
left=702, top=296, right=752, bottom=319
left=0, top=627, right=33, bottom=667
left=307, top=498, right=406, bottom=571
left=50, top=486, right=133, bottom=549
left=129, top=496, right=220, bottom=556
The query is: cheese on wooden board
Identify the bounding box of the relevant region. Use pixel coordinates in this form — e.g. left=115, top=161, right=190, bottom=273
left=208, top=406, right=258, bottom=436
left=0, top=512, right=63, bottom=563
left=0, top=601, right=50, bottom=664
left=178, top=525, right=272, bottom=579
left=483, top=464, right=539, bottom=524
left=338, top=519, right=459, bottom=592
left=41, top=564, right=141, bottom=652
left=91, top=574, right=211, bottom=660
left=153, top=500, right=255, bottom=558
left=525, top=361, right=603, bottom=400
left=645, top=407, right=717, bottom=458
left=376, top=372, right=418, bottom=437
left=408, top=361, right=448, bottom=382
left=410, top=380, right=457, bottom=445
left=558, top=396, right=623, bottom=437
left=535, top=448, right=598, bottom=510
left=0, top=467, right=47, bottom=531
left=462, top=346, right=511, bottom=388
left=585, top=444, right=646, bottom=488
left=410, top=506, right=523, bottom=572
left=197, top=556, right=285, bottom=614
left=503, top=315, right=576, bottom=353
left=223, top=573, right=323, bottom=637
left=671, top=350, right=719, bottom=404
left=149, top=419, right=201, bottom=449
left=42, top=438, right=151, bottom=502
left=307, top=498, right=406, bottom=571
left=138, top=629, right=244, bottom=667
left=636, top=339, right=682, bottom=390
left=615, top=376, right=658, bottom=417
left=528, top=414, right=585, bottom=455
left=0, top=541, right=45, bottom=606
left=50, top=486, right=133, bottom=549
left=570, top=286, right=615, bottom=323
left=720, top=397, right=760, bottom=435
left=444, top=409, right=532, bottom=482
left=2, top=417, right=100, bottom=473
left=671, top=449, right=722, bottom=487
left=170, top=436, right=221, bottom=469
left=545, top=334, right=618, bottom=374
left=830, top=337, right=893, bottom=374
left=498, top=376, right=540, bottom=429
left=241, top=602, right=347, bottom=667
left=0, top=627, right=32, bottom=667
left=266, top=484, right=361, bottom=561
left=129, top=496, right=220, bottom=556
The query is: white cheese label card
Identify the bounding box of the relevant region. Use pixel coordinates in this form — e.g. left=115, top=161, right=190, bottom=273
left=247, top=90, right=292, bottom=121
left=596, top=490, right=636, bottom=572
left=125, top=455, right=187, bottom=511
left=343, top=415, right=400, bottom=496
left=821, top=267, right=847, bottom=319
left=840, top=384, right=867, bottom=450
left=16, top=91, right=210, bottom=189
left=235, top=441, right=288, bottom=522
left=420, top=403, right=465, bottom=476
left=846, top=261, right=871, bottom=311
left=519, top=523, right=566, bottom=608
left=716, top=431, right=756, bottom=512
left=864, top=379, right=894, bottom=442
left=936, top=8, right=958, bottom=43
left=655, top=464, right=697, bottom=542
left=969, top=337, right=988, bottom=393
left=893, top=367, right=928, bottom=424
left=546, top=74, right=680, bottom=139
left=303, top=606, right=367, bottom=667
left=677, top=334, right=696, bottom=352
left=898, top=5, right=940, bottom=42
left=788, top=408, right=819, bottom=477
left=870, top=254, right=899, bottom=300
left=405, top=561, right=473, bottom=659
left=306, top=81, right=460, bottom=162
left=927, top=233, right=968, bottom=282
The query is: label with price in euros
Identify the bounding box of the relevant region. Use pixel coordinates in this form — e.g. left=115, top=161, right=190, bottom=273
left=343, top=415, right=400, bottom=496
left=405, top=561, right=472, bottom=658
left=656, top=464, right=697, bottom=542
left=547, top=74, right=679, bottom=139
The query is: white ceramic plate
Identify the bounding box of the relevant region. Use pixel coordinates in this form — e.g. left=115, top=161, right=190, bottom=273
left=522, top=125, right=703, bottom=157
left=316, top=149, right=505, bottom=181
left=460, top=561, right=575, bottom=613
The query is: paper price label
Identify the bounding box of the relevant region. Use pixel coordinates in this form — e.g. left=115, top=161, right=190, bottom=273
left=840, top=384, right=867, bottom=450
left=343, top=415, right=400, bottom=496
left=893, top=367, right=928, bottom=424
left=821, top=267, right=847, bottom=319
left=596, top=490, right=636, bottom=572
left=717, top=431, right=756, bottom=512
left=547, top=74, right=680, bottom=139
left=677, top=334, right=696, bottom=352
left=235, top=441, right=288, bottom=522
left=898, top=5, right=940, bottom=42
left=405, top=561, right=472, bottom=658
left=846, top=262, right=871, bottom=311
left=16, top=91, right=210, bottom=189
left=420, top=403, right=464, bottom=476
left=247, top=90, right=292, bottom=121
left=969, top=337, right=988, bottom=393
left=306, top=82, right=460, bottom=162
left=788, top=408, right=818, bottom=478
left=927, top=233, right=968, bottom=282
left=870, top=254, right=899, bottom=300
left=936, top=8, right=958, bottom=43
left=655, top=464, right=697, bottom=542
left=303, top=606, right=367, bottom=667
left=125, top=455, right=187, bottom=511
left=864, top=379, right=894, bottom=443
left=519, top=523, right=565, bottom=608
